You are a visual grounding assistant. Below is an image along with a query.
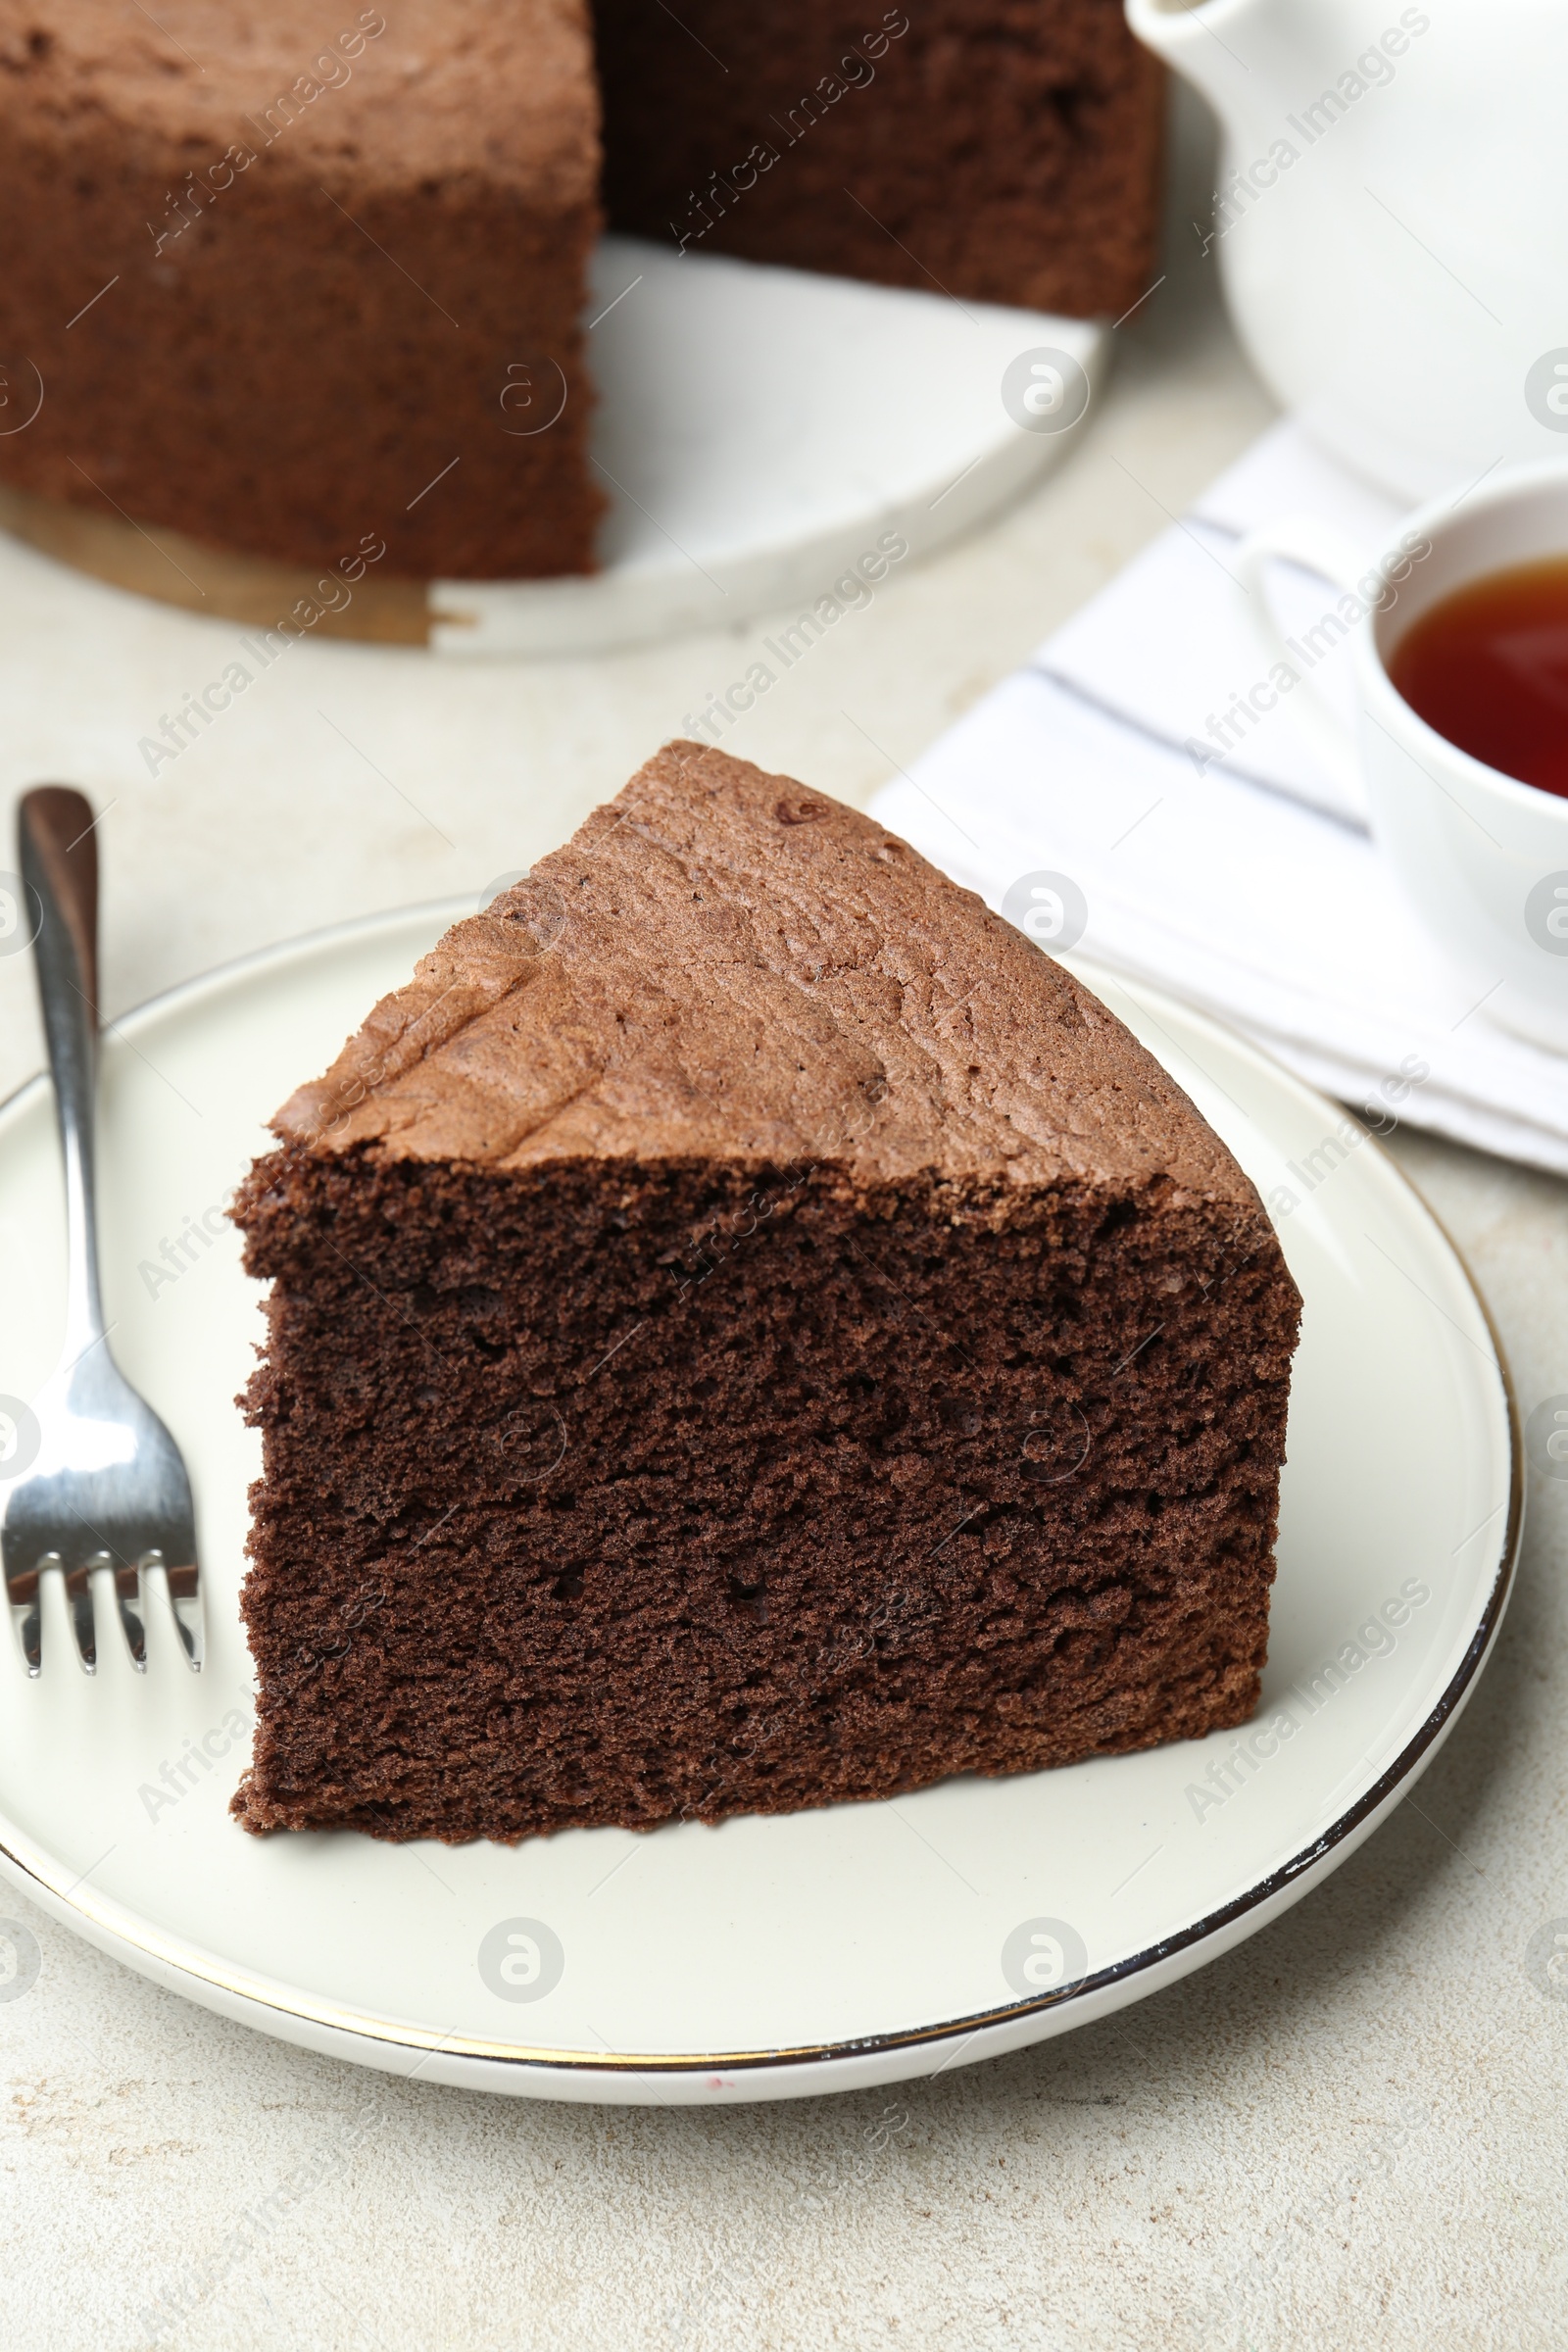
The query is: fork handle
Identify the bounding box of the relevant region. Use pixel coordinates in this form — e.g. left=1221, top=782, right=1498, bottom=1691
left=18, top=789, right=104, bottom=1356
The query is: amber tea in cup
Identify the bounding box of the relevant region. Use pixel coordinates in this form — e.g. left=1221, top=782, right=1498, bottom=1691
left=1388, top=555, right=1568, bottom=799
left=1238, top=459, right=1568, bottom=1052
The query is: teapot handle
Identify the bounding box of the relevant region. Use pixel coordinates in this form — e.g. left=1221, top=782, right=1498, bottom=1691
left=1234, top=516, right=1368, bottom=806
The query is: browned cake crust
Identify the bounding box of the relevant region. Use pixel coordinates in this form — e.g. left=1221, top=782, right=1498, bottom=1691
left=595, top=0, right=1164, bottom=315
left=230, top=744, right=1300, bottom=1843
left=0, top=2, right=603, bottom=579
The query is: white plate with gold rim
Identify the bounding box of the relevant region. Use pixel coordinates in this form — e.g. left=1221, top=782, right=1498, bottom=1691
left=0, top=905, right=1518, bottom=2103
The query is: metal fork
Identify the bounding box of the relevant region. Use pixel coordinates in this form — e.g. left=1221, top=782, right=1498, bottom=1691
left=0, top=788, right=202, bottom=1674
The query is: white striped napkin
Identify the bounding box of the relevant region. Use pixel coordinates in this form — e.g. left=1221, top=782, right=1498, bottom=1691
left=870, top=419, right=1568, bottom=1177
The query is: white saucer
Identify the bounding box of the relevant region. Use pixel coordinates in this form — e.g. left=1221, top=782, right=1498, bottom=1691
left=430, top=237, right=1104, bottom=655
left=0, top=907, right=1518, bottom=2104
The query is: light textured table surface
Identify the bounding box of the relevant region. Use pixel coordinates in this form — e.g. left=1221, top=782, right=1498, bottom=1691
left=0, top=97, right=1565, bottom=2352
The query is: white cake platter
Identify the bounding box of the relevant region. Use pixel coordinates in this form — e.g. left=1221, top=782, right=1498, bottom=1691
left=0, top=235, right=1101, bottom=655
left=0, top=906, right=1518, bottom=2104
left=428, top=235, right=1104, bottom=655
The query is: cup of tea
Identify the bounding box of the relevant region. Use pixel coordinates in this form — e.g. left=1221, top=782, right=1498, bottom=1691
left=1237, top=461, right=1568, bottom=1054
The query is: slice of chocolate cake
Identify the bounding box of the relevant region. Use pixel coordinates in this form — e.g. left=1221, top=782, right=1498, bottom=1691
left=230, top=744, right=1300, bottom=1843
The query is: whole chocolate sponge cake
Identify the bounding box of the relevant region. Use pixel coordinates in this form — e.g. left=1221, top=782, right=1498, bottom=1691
left=229, top=744, right=1301, bottom=1842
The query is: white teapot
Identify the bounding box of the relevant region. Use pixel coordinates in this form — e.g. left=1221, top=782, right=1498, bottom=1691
left=1126, top=0, right=1568, bottom=499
